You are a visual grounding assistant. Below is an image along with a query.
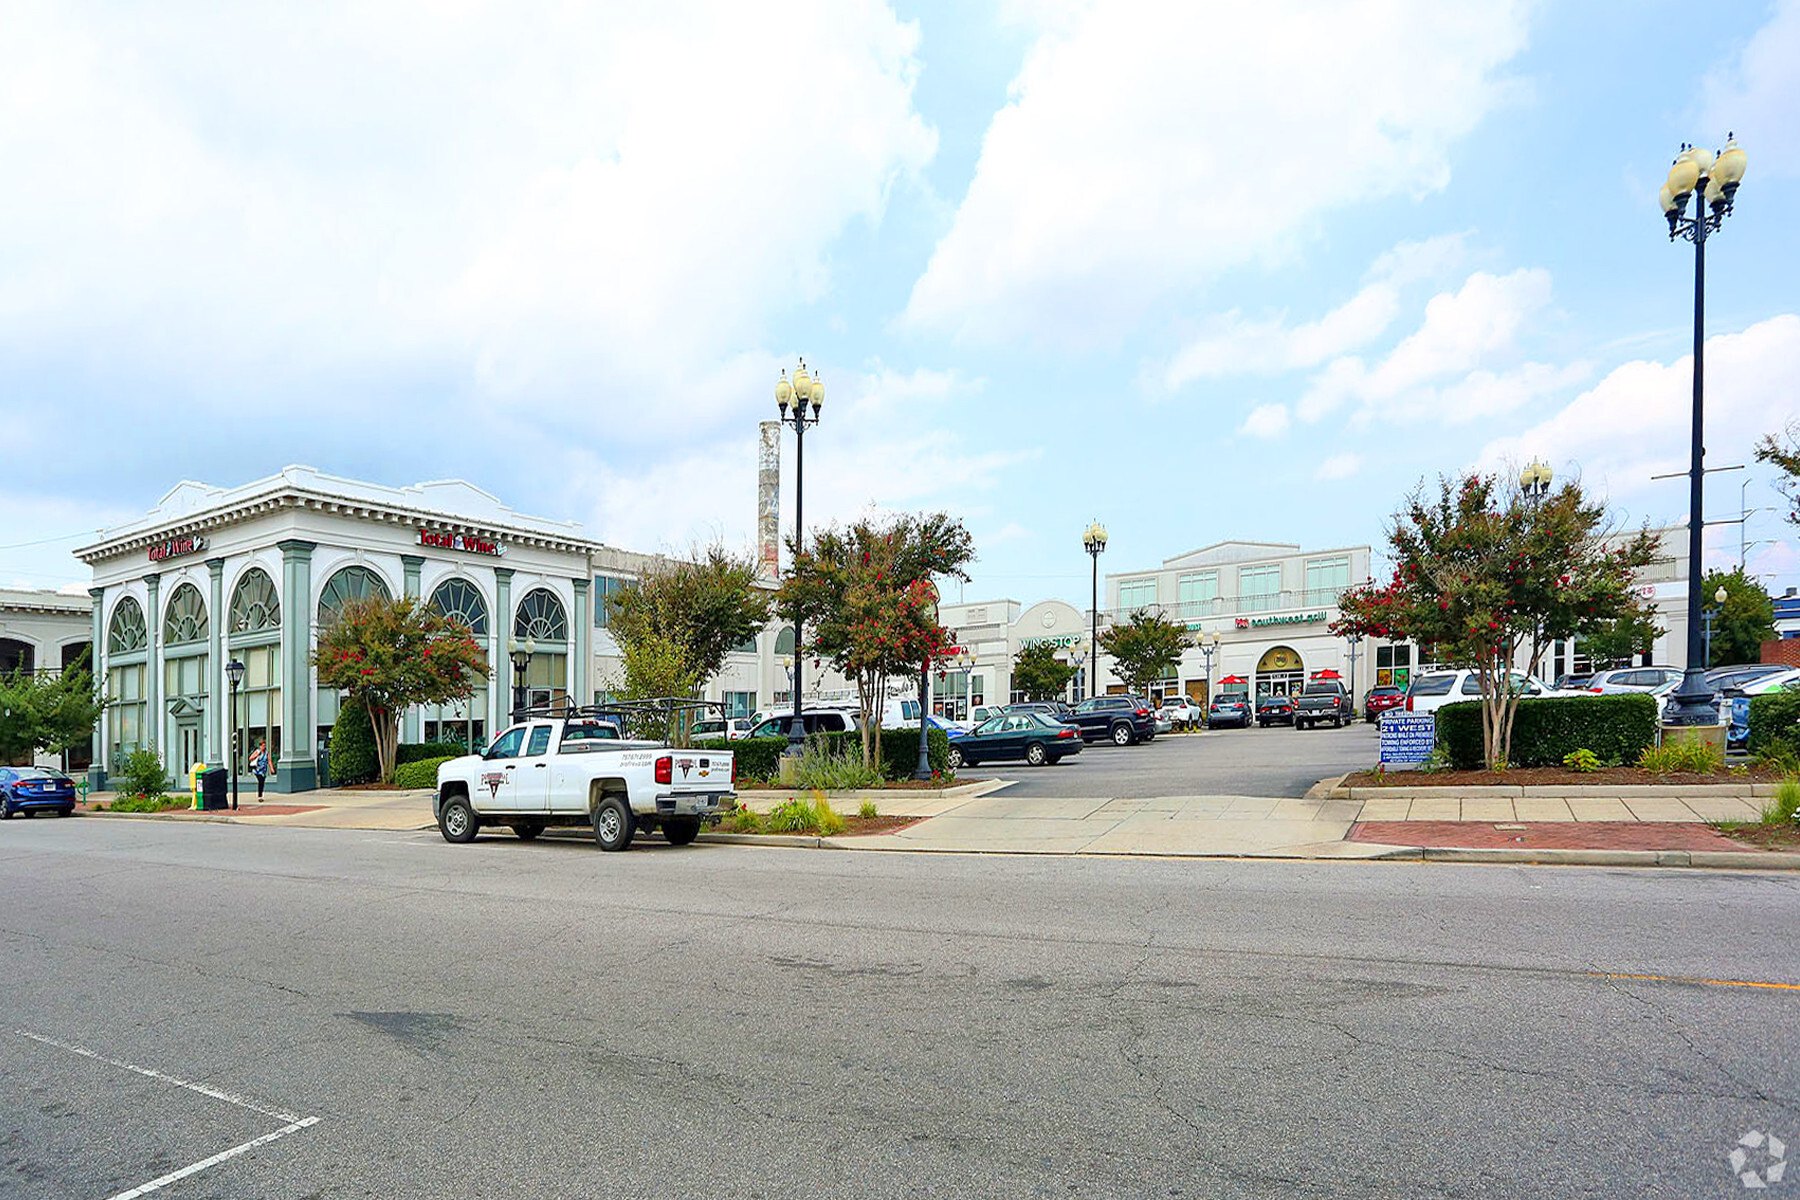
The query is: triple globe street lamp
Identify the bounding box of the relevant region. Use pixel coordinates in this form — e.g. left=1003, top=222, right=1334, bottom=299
left=1083, top=521, right=1107, bottom=699
left=1657, top=134, right=1748, bottom=725
left=225, top=656, right=246, bottom=810
left=775, top=360, right=825, bottom=751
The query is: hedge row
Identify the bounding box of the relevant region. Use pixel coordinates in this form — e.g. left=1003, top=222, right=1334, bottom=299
left=394, top=756, right=458, bottom=789
left=398, top=741, right=468, bottom=765
left=693, top=726, right=953, bottom=783
left=1747, top=692, right=1800, bottom=755
left=1437, top=693, right=1658, bottom=769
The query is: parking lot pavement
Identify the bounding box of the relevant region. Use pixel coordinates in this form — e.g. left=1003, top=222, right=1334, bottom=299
left=982, top=720, right=1378, bottom=800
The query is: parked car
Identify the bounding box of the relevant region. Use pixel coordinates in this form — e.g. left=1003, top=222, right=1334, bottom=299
left=1292, top=681, right=1353, bottom=729
left=743, top=709, right=860, bottom=739
left=1255, top=694, right=1295, bottom=727
left=434, top=710, right=737, bottom=850
left=1705, top=664, right=1790, bottom=693
left=1069, top=695, right=1158, bottom=745
left=1581, top=665, right=1683, bottom=694
left=1404, top=670, right=1550, bottom=715
left=1363, top=685, right=1406, bottom=722
left=946, top=712, right=1084, bottom=769
left=1005, top=700, right=1079, bottom=726
left=690, top=717, right=756, bottom=741
left=968, top=705, right=1007, bottom=727
left=1552, top=674, right=1593, bottom=692
left=1207, top=692, right=1252, bottom=729
left=1157, top=696, right=1203, bottom=730
left=0, top=767, right=77, bottom=819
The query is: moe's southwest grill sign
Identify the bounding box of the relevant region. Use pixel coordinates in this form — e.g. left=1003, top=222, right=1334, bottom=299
left=147, top=535, right=207, bottom=563
left=419, top=529, right=505, bottom=557
left=1234, top=611, right=1328, bottom=629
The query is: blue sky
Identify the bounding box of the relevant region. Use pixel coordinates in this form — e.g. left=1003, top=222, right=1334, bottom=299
left=3, top=0, right=1797, bottom=605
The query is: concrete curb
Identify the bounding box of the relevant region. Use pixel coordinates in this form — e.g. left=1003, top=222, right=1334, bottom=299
left=702, top=832, right=830, bottom=849
left=1326, top=782, right=1779, bottom=801
left=735, top=778, right=1008, bottom=805
left=1352, top=844, right=1800, bottom=869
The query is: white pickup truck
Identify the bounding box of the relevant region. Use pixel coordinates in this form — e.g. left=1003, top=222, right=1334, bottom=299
left=433, top=710, right=737, bottom=851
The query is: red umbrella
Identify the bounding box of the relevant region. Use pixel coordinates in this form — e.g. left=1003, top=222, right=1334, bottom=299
left=1218, top=675, right=1247, bottom=685
left=1311, top=669, right=1342, bottom=680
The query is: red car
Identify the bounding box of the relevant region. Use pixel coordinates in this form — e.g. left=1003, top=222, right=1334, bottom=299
left=1363, top=685, right=1406, bottom=723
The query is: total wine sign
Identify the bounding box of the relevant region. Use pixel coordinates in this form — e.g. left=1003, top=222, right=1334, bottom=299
left=147, top=535, right=207, bottom=563
left=419, top=529, right=505, bottom=557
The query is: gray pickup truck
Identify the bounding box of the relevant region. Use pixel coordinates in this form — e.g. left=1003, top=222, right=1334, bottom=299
left=1292, top=681, right=1353, bottom=729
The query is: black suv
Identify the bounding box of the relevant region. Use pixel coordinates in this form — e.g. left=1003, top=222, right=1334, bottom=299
left=1005, top=700, right=1078, bottom=725
left=1069, top=695, right=1158, bottom=746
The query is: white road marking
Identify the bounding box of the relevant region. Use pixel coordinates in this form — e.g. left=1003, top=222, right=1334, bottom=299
left=15, top=1029, right=320, bottom=1197
left=15, top=1029, right=302, bottom=1121
left=101, top=1116, right=320, bottom=1200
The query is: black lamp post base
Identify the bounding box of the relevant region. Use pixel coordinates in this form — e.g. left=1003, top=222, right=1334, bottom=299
left=1663, top=668, right=1720, bottom=726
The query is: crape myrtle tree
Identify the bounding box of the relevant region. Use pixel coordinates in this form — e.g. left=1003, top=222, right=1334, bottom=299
left=779, top=512, right=974, bottom=769
left=0, top=648, right=101, bottom=766
left=1011, top=642, right=1075, bottom=702
left=1098, top=610, right=1189, bottom=699
left=1333, top=472, right=1657, bottom=770
left=604, top=545, right=772, bottom=742
left=313, top=596, right=490, bottom=784
left=1756, top=421, right=1800, bottom=527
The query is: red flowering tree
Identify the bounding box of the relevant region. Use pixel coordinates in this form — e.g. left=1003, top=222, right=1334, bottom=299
left=313, top=596, right=491, bottom=784
left=778, top=512, right=974, bottom=768
left=1334, top=473, right=1657, bottom=769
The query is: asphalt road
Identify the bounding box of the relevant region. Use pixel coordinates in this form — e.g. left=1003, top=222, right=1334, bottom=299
left=985, top=719, right=1379, bottom=798
left=4, top=818, right=1798, bottom=1198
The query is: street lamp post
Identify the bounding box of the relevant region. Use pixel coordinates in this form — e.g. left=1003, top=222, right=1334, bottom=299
left=1659, top=135, right=1747, bottom=724
left=225, top=657, right=245, bottom=811
left=1198, top=631, right=1221, bottom=704
left=509, top=639, right=532, bottom=723
left=1521, top=460, right=1554, bottom=505
left=776, top=359, right=826, bottom=752
left=1703, top=584, right=1729, bottom=668
left=1065, top=639, right=1090, bottom=708
left=1083, top=521, right=1107, bottom=699
left=1345, top=632, right=1362, bottom=718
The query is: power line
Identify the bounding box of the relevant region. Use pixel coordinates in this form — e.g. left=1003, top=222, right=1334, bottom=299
left=0, top=529, right=99, bottom=552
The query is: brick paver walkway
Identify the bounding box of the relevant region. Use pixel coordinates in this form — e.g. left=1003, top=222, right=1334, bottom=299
left=1351, top=821, right=1752, bottom=851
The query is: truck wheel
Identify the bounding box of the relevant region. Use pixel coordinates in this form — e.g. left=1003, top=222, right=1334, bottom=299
left=947, top=746, right=964, bottom=770
left=593, top=796, right=635, bottom=852
left=1025, top=742, right=1048, bottom=766
left=1111, top=723, right=1134, bottom=746
left=663, top=816, right=702, bottom=846
left=438, top=795, right=478, bottom=844
left=511, top=820, right=543, bottom=841
left=1333, top=716, right=1344, bottom=729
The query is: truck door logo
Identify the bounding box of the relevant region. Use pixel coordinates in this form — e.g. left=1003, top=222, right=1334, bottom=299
left=481, top=772, right=505, bottom=799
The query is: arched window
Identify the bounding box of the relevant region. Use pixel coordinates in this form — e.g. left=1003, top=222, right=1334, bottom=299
left=162, top=583, right=209, bottom=646
left=0, top=638, right=32, bottom=675
left=108, top=596, right=147, bottom=655
left=318, top=566, right=392, bottom=626
left=773, top=626, right=797, bottom=656
left=229, top=568, right=281, bottom=636
left=513, top=588, right=567, bottom=642
left=429, top=579, right=489, bottom=635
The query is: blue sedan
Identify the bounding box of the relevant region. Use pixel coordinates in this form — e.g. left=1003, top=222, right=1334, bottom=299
left=0, top=767, right=77, bottom=818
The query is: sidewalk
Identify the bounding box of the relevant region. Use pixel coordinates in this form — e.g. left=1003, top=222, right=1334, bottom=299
left=87, top=787, right=435, bottom=831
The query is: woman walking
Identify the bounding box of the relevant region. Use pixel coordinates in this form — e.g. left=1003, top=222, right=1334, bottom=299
left=249, top=740, right=270, bottom=801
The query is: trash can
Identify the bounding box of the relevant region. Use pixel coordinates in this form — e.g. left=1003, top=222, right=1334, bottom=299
left=200, top=768, right=230, bottom=811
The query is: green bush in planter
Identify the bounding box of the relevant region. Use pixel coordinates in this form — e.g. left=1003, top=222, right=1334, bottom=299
left=329, top=697, right=378, bottom=785
left=1436, top=693, right=1658, bottom=770
left=693, top=737, right=786, bottom=783
left=1746, top=692, right=1800, bottom=756
left=394, top=756, right=457, bottom=789
left=397, top=741, right=468, bottom=765
left=819, top=726, right=953, bottom=780
left=115, top=747, right=167, bottom=798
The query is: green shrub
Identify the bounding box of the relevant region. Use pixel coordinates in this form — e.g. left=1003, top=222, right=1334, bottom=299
left=397, top=741, right=467, bottom=765
left=1637, top=738, right=1724, bottom=775
left=1758, top=778, right=1800, bottom=826
left=693, top=736, right=785, bottom=783
left=788, top=737, right=881, bottom=790
left=1747, top=692, right=1800, bottom=756
left=1437, top=694, right=1658, bottom=770
left=817, top=726, right=953, bottom=780
left=394, top=756, right=457, bottom=789
left=858, top=800, right=879, bottom=820
left=329, top=697, right=378, bottom=785
left=762, top=795, right=845, bottom=836
left=1563, top=748, right=1602, bottom=773
left=115, top=747, right=166, bottom=798
left=107, top=792, right=186, bottom=813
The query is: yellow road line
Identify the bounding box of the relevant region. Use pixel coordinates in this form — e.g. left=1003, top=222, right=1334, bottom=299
left=1591, top=971, right=1800, bottom=992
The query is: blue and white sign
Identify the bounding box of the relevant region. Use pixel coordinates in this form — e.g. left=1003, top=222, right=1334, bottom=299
left=1379, top=712, right=1436, bottom=766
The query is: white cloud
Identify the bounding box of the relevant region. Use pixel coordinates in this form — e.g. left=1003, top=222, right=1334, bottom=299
left=0, top=1, right=937, bottom=427
left=1297, top=267, right=1555, bottom=421
left=1240, top=403, right=1290, bottom=439
left=1159, top=233, right=1469, bottom=391
left=1701, top=0, right=1800, bottom=177
left=902, top=1, right=1531, bottom=344
left=1475, top=314, right=1800, bottom=506
left=1315, top=453, right=1361, bottom=481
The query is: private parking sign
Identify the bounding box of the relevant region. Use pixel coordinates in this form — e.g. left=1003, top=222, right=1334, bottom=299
left=1379, top=712, right=1436, bottom=766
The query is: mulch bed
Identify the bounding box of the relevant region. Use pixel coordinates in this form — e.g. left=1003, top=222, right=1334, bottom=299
left=739, top=779, right=983, bottom=792
left=1351, top=820, right=1753, bottom=851
left=333, top=782, right=410, bottom=791
left=1718, top=824, right=1800, bottom=851
left=725, top=814, right=922, bottom=837
left=1343, top=765, right=1781, bottom=788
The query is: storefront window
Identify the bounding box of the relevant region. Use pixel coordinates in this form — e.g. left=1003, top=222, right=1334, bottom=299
left=1239, top=564, right=1282, bottom=612
left=107, top=662, right=146, bottom=765
left=233, top=644, right=281, bottom=772
left=722, top=691, right=756, bottom=718
left=318, top=566, right=392, bottom=626
left=593, top=575, right=630, bottom=628
left=1176, top=573, right=1218, bottom=622
left=1304, top=556, right=1351, bottom=605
